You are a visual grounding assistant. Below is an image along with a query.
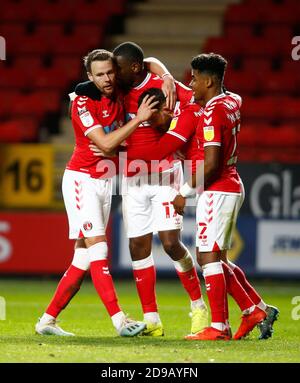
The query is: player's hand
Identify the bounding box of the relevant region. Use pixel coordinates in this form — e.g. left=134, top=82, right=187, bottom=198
left=136, top=95, right=159, bottom=122
left=173, top=194, right=186, bottom=216
left=89, top=144, right=116, bottom=157
left=162, top=75, right=177, bottom=110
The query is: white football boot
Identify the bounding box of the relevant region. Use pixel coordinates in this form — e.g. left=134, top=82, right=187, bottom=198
left=35, top=318, right=75, bottom=336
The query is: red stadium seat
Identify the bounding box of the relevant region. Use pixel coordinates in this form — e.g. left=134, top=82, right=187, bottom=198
left=0, top=67, right=32, bottom=89
left=263, top=25, right=293, bottom=40
left=241, top=96, right=281, bottom=123
left=14, top=56, right=43, bottom=70
left=0, top=117, right=39, bottom=143
left=0, top=23, right=27, bottom=36
left=34, top=4, right=74, bottom=23
left=35, top=24, right=65, bottom=39
left=52, top=57, right=82, bottom=81
left=50, top=35, right=96, bottom=55
left=224, top=25, right=255, bottom=39
left=72, top=25, right=104, bottom=48
left=1, top=3, right=34, bottom=22
left=203, top=37, right=243, bottom=59
left=224, top=4, right=262, bottom=25
left=73, top=4, right=110, bottom=23
left=31, top=67, right=71, bottom=90
left=259, top=70, right=297, bottom=96
left=12, top=35, right=51, bottom=55
left=280, top=98, right=300, bottom=122
left=242, top=57, right=272, bottom=73
left=12, top=91, right=61, bottom=117
left=225, top=70, right=259, bottom=96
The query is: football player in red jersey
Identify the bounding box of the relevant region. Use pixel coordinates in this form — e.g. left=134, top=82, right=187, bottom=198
left=112, top=43, right=208, bottom=336
left=125, top=86, right=279, bottom=340
left=35, top=49, right=159, bottom=337
left=81, top=43, right=207, bottom=336
left=173, top=53, right=279, bottom=340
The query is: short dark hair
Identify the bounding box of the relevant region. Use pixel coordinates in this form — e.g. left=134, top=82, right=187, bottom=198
left=191, top=53, right=227, bottom=84
left=83, top=49, right=115, bottom=73
left=113, top=41, right=144, bottom=66
left=138, top=87, right=166, bottom=109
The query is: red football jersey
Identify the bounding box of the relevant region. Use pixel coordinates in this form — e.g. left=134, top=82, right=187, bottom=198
left=67, top=94, right=124, bottom=178
left=126, top=101, right=203, bottom=175
left=196, top=92, right=242, bottom=193
left=123, top=72, right=193, bottom=175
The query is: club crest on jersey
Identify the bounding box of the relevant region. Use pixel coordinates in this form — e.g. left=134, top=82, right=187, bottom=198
left=102, top=110, right=110, bottom=118
left=203, top=126, right=214, bottom=141
left=80, top=111, right=94, bottom=127
left=83, top=221, right=93, bottom=231
left=169, top=117, right=178, bottom=131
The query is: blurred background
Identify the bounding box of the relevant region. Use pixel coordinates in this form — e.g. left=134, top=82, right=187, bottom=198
left=0, top=0, right=299, bottom=279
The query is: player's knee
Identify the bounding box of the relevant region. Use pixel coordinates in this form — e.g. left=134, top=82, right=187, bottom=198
left=129, top=238, right=151, bottom=259
left=161, top=239, right=182, bottom=257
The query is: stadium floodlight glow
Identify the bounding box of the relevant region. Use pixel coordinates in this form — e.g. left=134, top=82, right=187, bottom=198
left=0, top=36, right=6, bottom=61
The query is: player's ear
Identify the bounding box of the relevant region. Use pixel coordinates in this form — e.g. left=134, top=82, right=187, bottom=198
left=87, top=72, right=93, bottom=82
left=131, top=62, right=141, bottom=74
left=206, top=75, right=213, bottom=89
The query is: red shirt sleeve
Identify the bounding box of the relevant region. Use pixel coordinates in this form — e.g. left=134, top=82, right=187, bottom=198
left=202, top=105, right=223, bottom=147
left=126, top=109, right=196, bottom=160
left=72, top=96, right=102, bottom=136
left=175, top=81, right=193, bottom=104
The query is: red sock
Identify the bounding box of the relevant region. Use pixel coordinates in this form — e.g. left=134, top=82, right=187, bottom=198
left=203, top=263, right=226, bottom=324
left=231, top=263, right=262, bottom=305
left=46, top=265, right=86, bottom=318
left=222, top=262, right=254, bottom=311
left=176, top=267, right=202, bottom=301
left=133, top=266, right=157, bottom=313
left=90, top=260, right=121, bottom=317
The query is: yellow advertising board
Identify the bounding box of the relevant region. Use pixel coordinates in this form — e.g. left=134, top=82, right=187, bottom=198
left=0, top=144, right=53, bottom=207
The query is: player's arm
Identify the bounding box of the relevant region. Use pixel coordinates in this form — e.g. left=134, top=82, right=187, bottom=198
left=127, top=134, right=184, bottom=161
left=74, top=95, right=158, bottom=153
left=144, top=56, right=176, bottom=110
left=128, top=109, right=196, bottom=160
left=89, top=95, right=158, bottom=153
left=173, top=109, right=222, bottom=215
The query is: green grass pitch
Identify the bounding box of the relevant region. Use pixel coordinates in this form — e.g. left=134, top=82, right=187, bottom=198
left=0, top=278, right=299, bottom=363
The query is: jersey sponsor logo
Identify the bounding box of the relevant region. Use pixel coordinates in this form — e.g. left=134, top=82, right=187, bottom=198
left=83, top=221, right=93, bottom=231
left=80, top=111, right=94, bottom=127
left=169, top=117, right=178, bottom=131
left=203, top=126, right=215, bottom=141
left=77, top=106, right=88, bottom=115
left=102, top=110, right=110, bottom=118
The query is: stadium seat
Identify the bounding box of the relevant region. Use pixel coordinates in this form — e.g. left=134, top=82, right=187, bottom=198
left=34, top=24, right=66, bottom=39
left=241, top=96, right=281, bottom=124
left=242, top=57, right=272, bottom=73
left=280, top=98, right=300, bottom=122
left=224, top=4, right=263, bottom=25
left=12, top=35, right=51, bottom=55
left=73, top=4, right=110, bottom=23
left=0, top=117, right=39, bottom=143
left=0, top=22, right=27, bottom=36
left=263, top=25, right=293, bottom=40
left=34, top=4, right=74, bottom=23
left=0, top=67, right=32, bottom=89
left=225, top=70, right=259, bottom=96
left=1, top=3, right=34, bottom=22
left=259, top=70, right=297, bottom=96
left=52, top=57, right=82, bottom=81
left=31, top=67, right=71, bottom=90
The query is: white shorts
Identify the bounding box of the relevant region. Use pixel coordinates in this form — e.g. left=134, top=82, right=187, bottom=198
left=122, top=163, right=183, bottom=238
left=62, top=169, right=112, bottom=239
left=196, top=190, right=244, bottom=252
